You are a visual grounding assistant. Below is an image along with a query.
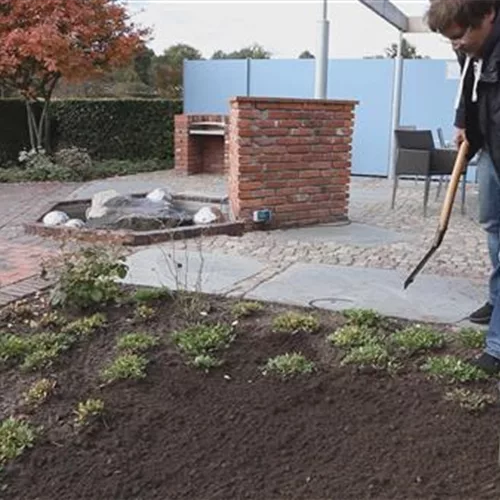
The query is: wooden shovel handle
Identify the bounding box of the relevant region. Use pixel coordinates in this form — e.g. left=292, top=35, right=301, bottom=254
left=438, top=141, right=469, bottom=231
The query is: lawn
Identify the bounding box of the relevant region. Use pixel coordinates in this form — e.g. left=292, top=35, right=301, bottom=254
left=0, top=247, right=499, bottom=499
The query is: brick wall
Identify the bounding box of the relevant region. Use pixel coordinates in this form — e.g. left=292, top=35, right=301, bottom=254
left=228, top=97, right=358, bottom=228
left=174, top=114, right=228, bottom=175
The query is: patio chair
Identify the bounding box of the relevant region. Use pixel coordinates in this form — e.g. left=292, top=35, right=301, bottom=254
left=391, top=129, right=467, bottom=217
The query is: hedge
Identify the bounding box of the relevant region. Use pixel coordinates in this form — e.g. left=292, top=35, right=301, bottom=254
left=0, top=99, right=183, bottom=165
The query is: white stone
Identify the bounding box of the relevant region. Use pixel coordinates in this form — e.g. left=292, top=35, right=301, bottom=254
left=86, top=189, right=120, bottom=219
left=193, top=206, right=222, bottom=225
left=42, top=210, right=69, bottom=227
left=146, top=188, right=173, bottom=203
left=65, top=218, right=85, bottom=228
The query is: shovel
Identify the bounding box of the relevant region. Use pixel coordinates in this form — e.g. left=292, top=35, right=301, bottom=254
left=403, top=140, right=469, bottom=290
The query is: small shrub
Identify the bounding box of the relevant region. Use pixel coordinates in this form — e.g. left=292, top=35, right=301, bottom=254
left=231, top=301, right=264, bottom=318
left=54, top=146, right=92, bottom=177
left=192, top=354, right=223, bottom=371
left=444, top=388, right=495, bottom=413
left=327, top=325, right=378, bottom=348
left=390, top=325, right=445, bottom=356
left=342, top=308, right=382, bottom=329
left=117, top=333, right=158, bottom=353
left=172, top=323, right=234, bottom=358
left=62, top=313, right=106, bottom=338
left=458, top=328, right=484, bottom=349
left=272, top=311, right=320, bottom=334
left=421, top=355, right=490, bottom=383
left=18, top=149, right=55, bottom=170
left=22, top=378, right=56, bottom=407
left=263, top=352, right=315, bottom=378
left=101, top=354, right=148, bottom=383
left=133, top=287, right=171, bottom=303
left=74, top=398, right=105, bottom=427
left=0, top=417, right=36, bottom=467
left=49, top=246, right=128, bottom=310
left=341, top=344, right=391, bottom=369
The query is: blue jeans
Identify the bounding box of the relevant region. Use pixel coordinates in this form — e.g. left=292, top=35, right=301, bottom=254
left=477, top=150, right=500, bottom=358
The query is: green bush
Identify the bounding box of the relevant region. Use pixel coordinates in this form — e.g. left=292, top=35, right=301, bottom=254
left=0, top=98, right=182, bottom=165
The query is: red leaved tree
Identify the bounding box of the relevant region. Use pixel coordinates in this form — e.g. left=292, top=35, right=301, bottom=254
left=0, top=0, right=149, bottom=152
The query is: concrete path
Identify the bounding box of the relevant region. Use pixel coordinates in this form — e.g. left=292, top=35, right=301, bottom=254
left=122, top=247, right=484, bottom=325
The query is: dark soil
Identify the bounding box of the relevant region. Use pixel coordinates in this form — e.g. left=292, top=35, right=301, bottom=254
left=1, top=291, right=499, bottom=500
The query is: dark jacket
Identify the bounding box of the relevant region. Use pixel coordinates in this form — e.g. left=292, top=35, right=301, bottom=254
left=454, top=8, right=500, bottom=173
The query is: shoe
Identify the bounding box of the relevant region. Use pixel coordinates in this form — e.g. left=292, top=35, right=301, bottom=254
left=469, top=352, right=500, bottom=375
left=468, top=302, right=493, bottom=324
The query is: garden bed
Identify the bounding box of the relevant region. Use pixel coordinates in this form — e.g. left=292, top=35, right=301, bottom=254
left=0, top=282, right=499, bottom=499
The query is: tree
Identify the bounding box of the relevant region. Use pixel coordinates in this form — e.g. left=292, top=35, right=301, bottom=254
left=0, top=0, right=149, bottom=153
left=134, top=47, right=156, bottom=87
left=211, top=43, right=271, bottom=60
left=384, top=38, right=424, bottom=59
left=153, top=43, right=203, bottom=99
left=299, top=50, right=315, bottom=59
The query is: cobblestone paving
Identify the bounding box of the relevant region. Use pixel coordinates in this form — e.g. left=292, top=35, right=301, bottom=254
left=171, top=176, right=490, bottom=285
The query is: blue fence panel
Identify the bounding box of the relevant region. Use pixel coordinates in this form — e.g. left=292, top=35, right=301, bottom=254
left=327, top=59, right=394, bottom=176
left=184, top=60, right=248, bottom=114
left=249, top=59, right=315, bottom=98
left=400, top=60, right=458, bottom=147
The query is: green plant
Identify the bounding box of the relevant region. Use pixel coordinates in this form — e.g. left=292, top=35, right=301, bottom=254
left=342, top=308, right=382, bottom=329
left=74, top=398, right=105, bottom=427
left=133, top=287, right=171, bottom=303
left=49, top=246, right=128, bottom=310
left=0, top=98, right=182, bottom=165
left=390, top=325, right=445, bottom=356
left=20, top=332, right=74, bottom=372
left=37, top=311, right=67, bottom=329
left=272, top=311, right=320, bottom=334
left=117, top=333, right=158, bottom=353
left=0, top=334, right=32, bottom=363
left=54, top=146, right=92, bottom=176
left=421, top=355, right=490, bottom=383
left=444, top=388, right=495, bottom=413
left=0, top=417, right=36, bottom=467
left=101, top=354, right=148, bottom=383
left=327, top=325, right=378, bottom=348
left=341, top=343, right=391, bottom=369
left=231, top=301, right=264, bottom=318
left=458, top=327, right=484, bottom=349
left=22, top=378, right=56, bottom=407
left=134, top=304, right=156, bottom=321
left=62, top=313, right=106, bottom=338
left=192, top=354, right=223, bottom=371
left=263, top=352, right=315, bottom=378
left=172, top=323, right=234, bottom=358
left=0, top=331, right=73, bottom=370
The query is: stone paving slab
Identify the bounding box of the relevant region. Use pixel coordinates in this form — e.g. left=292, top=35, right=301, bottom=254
left=242, top=262, right=485, bottom=324
left=121, top=247, right=266, bottom=294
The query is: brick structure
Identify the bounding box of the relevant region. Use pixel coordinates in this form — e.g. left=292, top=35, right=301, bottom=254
left=174, top=114, right=228, bottom=175
left=228, top=97, right=358, bottom=228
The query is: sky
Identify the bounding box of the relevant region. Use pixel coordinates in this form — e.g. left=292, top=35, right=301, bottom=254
left=129, top=0, right=456, bottom=60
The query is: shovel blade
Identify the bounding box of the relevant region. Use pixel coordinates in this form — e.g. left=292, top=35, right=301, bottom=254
left=403, top=244, right=438, bottom=290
